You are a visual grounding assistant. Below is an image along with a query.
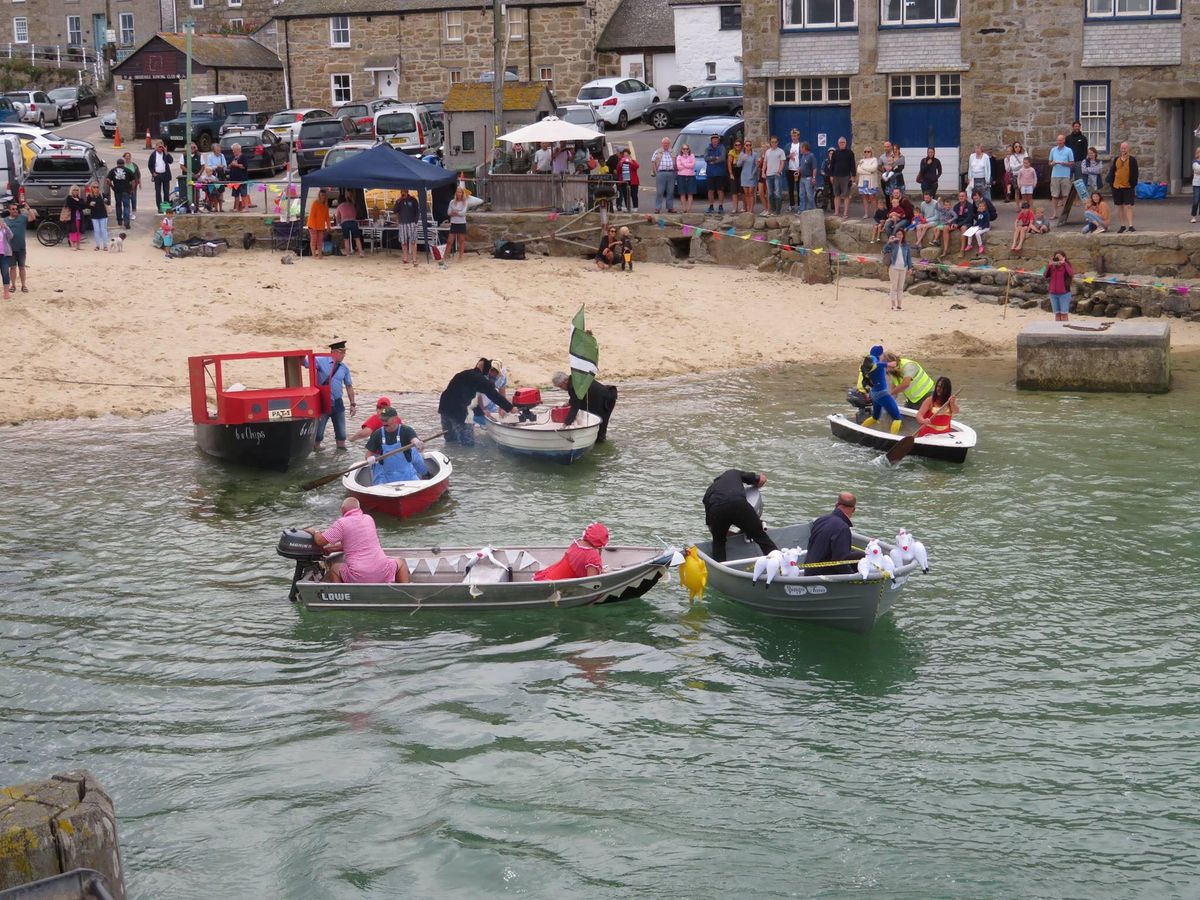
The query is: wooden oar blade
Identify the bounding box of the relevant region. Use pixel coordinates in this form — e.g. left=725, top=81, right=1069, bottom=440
left=885, top=435, right=917, bottom=466
left=300, top=470, right=348, bottom=491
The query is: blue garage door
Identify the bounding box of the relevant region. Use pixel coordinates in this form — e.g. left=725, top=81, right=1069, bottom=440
left=889, top=99, right=961, bottom=194
left=768, top=105, right=853, bottom=151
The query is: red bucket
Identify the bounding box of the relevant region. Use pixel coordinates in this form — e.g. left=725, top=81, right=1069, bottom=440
left=550, top=405, right=572, bottom=423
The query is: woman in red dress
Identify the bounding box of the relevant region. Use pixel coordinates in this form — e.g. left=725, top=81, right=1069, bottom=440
left=534, top=523, right=609, bottom=581
left=915, top=377, right=958, bottom=437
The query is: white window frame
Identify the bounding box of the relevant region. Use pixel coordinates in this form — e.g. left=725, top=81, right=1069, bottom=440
left=880, top=0, right=959, bottom=26
left=229, top=0, right=243, bottom=6
left=538, top=66, right=553, bottom=82
left=889, top=73, right=960, bottom=99
left=781, top=0, right=857, bottom=30
left=1076, top=82, right=1110, bottom=153
left=330, top=73, right=352, bottom=105
left=330, top=15, right=350, bottom=47
left=1086, top=0, right=1178, bottom=17
left=118, top=12, right=134, bottom=45
left=12, top=16, right=28, bottom=43
left=772, top=76, right=851, bottom=105
left=444, top=10, right=464, bottom=42
left=66, top=15, right=82, bottom=45
left=507, top=7, right=526, bottom=40
left=190, top=0, right=204, bottom=9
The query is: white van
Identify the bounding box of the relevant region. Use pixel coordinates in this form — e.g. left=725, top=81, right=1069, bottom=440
left=372, top=104, right=442, bottom=156
left=0, top=133, right=25, bottom=204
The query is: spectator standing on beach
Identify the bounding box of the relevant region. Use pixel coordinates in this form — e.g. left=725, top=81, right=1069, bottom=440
left=616, top=148, right=640, bottom=212
left=856, top=147, right=880, bottom=219
left=882, top=144, right=906, bottom=195
left=676, top=143, right=697, bottom=214
left=307, top=189, right=330, bottom=258
left=1107, top=142, right=1138, bottom=232
left=1191, top=148, right=1200, bottom=223
left=786, top=129, right=803, bottom=211
left=795, top=141, right=817, bottom=212
left=147, top=141, right=173, bottom=211
left=63, top=186, right=85, bottom=251
left=446, top=186, right=469, bottom=263
left=1081, top=147, right=1104, bottom=194
left=830, top=137, right=856, bottom=217
left=738, top=140, right=759, bottom=213
left=3, top=201, right=35, bottom=294
left=1045, top=251, right=1074, bottom=322
left=533, top=142, right=552, bottom=174
left=121, top=152, right=141, bottom=221
left=704, top=135, right=726, bottom=214
left=1004, top=142, right=1027, bottom=203
left=394, top=188, right=419, bottom=266
left=85, top=184, right=109, bottom=251
left=650, top=138, right=676, bottom=214
left=967, top=145, right=992, bottom=200
left=918, top=147, right=942, bottom=197
left=1016, top=156, right=1038, bottom=205
left=728, top=139, right=745, bottom=212
left=336, top=193, right=364, bottom=257
left=1048, top=134, right=1074, bottom=219
left=883, top=230, right=912, bottom=311
left=182, top=142, right=202, bottom=211
left=0, top=215, right=13, bottom=300
left=763, top=136, right=787, bottom=215
left=1065, top=122, right=1089, bottom=178
left=107, top=156, right=133, bottom=229
left=228, top=144, right=249, bottom=212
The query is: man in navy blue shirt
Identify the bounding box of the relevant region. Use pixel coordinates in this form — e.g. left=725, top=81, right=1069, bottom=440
left=805, top=492, right=864, bottom=575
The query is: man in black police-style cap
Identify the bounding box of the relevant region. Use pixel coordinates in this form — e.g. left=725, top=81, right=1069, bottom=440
left=437, top=357, right=514, bottom=446
left=307, top=340, right=357, bottom=450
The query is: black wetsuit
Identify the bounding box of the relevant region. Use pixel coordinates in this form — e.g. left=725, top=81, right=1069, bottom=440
left=804, top=508, right=863, bottom=575
left=562, top=379, right=618, bottom=442
left=703, top=469, right=777, bottom=562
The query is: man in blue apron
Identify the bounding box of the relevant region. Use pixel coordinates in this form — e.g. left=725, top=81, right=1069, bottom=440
left=365, top=407, right=428, bottom=484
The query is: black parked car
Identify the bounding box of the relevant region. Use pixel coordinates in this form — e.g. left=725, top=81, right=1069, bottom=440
left=48, top=85, right=99, bottom=120
left=219, top=111, right=270, bottom=137
left=294, top=117, right=359, bottom=173
left=645, top=83, right=743, bottom=130
left=218, top=128, right=285, bottom=175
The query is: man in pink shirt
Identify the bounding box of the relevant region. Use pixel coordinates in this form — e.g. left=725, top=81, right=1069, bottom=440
left=308, top=498, right=410, bottom=583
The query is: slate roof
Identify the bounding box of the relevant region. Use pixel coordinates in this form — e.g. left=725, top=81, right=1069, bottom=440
left=275, top=0, right=579, bottom=18
left=113, top=33, right=282, bottom=71
left=596, top=0, right=675, bottom=51
left=444, top=81, right=553, bottom=112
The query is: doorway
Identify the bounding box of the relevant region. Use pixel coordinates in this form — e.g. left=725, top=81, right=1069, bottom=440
left=92, top=14, right=107, bottom=55
left=375, top=69, right=398, bottom=100
left=133, top=80, right=180, bottom=136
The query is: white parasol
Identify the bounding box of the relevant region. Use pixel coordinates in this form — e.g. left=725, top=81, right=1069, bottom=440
left=499, top=116, right=603, bottom=144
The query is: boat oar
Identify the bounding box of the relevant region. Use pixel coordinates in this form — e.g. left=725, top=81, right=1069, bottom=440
left=300, top=431, right=447, bottom=491
left=884, top=390, right=963, bottom=467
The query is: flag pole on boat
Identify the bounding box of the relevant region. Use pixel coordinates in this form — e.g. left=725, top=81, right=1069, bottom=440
left=568, top=304, right=599, bottom=401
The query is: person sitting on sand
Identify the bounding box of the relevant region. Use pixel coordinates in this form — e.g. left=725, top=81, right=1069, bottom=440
left=915, top=376, right=959, bottom=437
left=307, top=498, right=411, bottom=584
left=595, top=225, right=618, bottom=270
left=533, top=522, right=609, bottom=581
left=365, top=407, right=427, bottom=483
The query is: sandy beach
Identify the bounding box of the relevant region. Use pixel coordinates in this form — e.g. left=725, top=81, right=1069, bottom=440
left=6, top=239, right=1200, bottom=424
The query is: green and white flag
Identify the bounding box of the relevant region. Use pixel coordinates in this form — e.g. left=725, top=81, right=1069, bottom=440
left=569, top=305, right=599, bottom=400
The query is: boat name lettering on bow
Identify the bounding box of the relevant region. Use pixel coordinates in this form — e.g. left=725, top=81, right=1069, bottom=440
left=234, top=426, right=267, bottom=443
left=319, top=592, right=352, bottom=602
left=785, top=585, right=808, bottom=596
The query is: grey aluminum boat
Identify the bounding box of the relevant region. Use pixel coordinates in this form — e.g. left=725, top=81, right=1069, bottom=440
left=278, top=529, right=673, bottom=611
left=694, top=522, right=923, bottom=634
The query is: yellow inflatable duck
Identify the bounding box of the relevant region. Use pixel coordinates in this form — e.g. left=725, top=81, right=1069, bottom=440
left=679, top=546, right=708, bottom=603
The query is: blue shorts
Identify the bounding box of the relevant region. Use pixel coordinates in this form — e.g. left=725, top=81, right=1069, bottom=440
left=1050, top=292, right=1072, bottom=314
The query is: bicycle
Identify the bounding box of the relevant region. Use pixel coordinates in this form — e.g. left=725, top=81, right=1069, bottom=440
left=36, top=218, right=65, bottom=247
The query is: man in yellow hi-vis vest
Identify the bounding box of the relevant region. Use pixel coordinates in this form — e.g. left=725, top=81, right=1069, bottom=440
left=885, top=352, right=935, bottom=408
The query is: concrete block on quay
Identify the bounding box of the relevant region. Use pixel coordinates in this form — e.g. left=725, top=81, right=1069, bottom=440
left=1016, top=320, right=1171, bottom=393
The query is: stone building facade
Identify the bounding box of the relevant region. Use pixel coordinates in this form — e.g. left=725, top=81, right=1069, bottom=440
left=17, top=0, right=166, bottom=63
left=742, top=0, right=1200, bottom=193
left=272, top=0, right=621, bottom=111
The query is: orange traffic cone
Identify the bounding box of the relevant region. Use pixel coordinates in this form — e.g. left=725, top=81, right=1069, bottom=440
left=113, top=126, right=122, bottom=149
left=144, top=129, right=152, bottom=149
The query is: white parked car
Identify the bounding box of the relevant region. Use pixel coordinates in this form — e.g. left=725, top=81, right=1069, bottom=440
left=575, top=77, right=658, bottom=130
left=265, top=108, right=332, bottom=145
left=3, top=91, right=61, bottom=127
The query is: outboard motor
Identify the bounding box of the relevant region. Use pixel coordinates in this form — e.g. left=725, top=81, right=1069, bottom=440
left=847, top=387, right=871, bottom=424
left=278, top=528, right=323, bottom=602
left=511, top=387, right=542, bottom=423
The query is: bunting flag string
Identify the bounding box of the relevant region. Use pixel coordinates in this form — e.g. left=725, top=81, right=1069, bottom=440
left=546, top=209, right=1197, bottom=295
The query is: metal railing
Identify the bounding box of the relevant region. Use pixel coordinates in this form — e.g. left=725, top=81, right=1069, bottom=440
left=1, top=44, right=106, bottom=81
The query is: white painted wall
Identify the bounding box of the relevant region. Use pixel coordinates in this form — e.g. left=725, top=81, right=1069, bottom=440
left=671, top=5, right=742, bottom=89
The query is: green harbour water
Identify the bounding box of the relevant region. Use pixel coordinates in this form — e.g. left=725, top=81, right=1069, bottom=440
left=1, top=358, right=1199, bottom=898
